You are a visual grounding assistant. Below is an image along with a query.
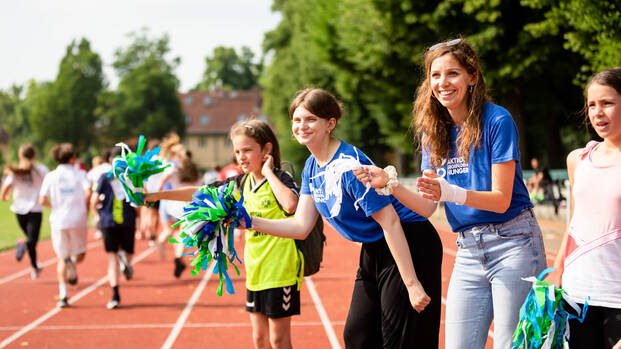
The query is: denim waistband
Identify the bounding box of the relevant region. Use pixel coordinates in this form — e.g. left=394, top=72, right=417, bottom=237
left=459, top=207, right=534, bottom=236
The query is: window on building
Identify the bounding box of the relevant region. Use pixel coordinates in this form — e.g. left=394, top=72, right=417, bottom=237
left=185, top=95, right=193, bottom=105
left=203, top=96, right=211, bottom=106
left=237, top=114, right=246, bottom=121
left=201, top=114, right=209, bottom=125
left=185, top=115, right=192, bottom=125
left=199, top=136, right=206, bottom=147
left=259, top=114, right=267, bottom=121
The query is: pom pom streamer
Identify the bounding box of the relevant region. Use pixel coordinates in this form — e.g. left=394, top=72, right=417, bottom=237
left=310, top=146, right=370, bottom=218
left=109, top=135, right=169, bottom=206
left=512, top=267, right=589, bottom=349
left=170, top=182, right=251, bottom=296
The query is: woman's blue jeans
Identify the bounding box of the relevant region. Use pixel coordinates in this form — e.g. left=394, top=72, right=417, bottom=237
left=445, top=208, right=547, bottom=349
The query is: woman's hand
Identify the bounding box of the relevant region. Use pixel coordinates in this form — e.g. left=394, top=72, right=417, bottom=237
left=416, top=170, right=442, bottom=201
left=353, top=165, right=387, bottom=188
left=407, top=282, right=431, bottom=313
left=261, top=154, right=274, bottom=177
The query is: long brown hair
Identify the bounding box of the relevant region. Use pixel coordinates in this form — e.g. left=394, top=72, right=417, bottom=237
left=7, top=143, right=36, bottom=176
left=412, top=37, right=490, bottom=169
left=230, top=118, right=282, bottom=169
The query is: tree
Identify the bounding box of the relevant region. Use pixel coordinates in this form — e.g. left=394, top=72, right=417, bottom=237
left=263, top=0, right=594, bottom=171
left=97, top=29, right=185, bottom=142
left=196, top=46, right=262, bottom=91
left=524, top=0, right=621, bottom=83
left=29, top=38, right=104, bottom=153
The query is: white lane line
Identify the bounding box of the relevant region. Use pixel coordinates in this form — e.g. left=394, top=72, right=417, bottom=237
left=161, top=261, right=215, bottom=349
left=0, top=241, right=101, bottom=286
left=304, top=276, right=342, bottom=349
left=0, top=321, right=348, bottom=331
left=0, top=246, right=154, bottom=348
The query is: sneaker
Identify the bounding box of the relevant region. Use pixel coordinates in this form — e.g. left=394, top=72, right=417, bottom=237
left=93, top=230, right=102, bottom=240
left=106, top=299, right=120, bottom=310
left=15, top=239, right=25, bottom=261
left=57, top=297, right=69, bottom=308
left=31, top=267, right=42, bottom=280
left=65, top=258, right=78, bottom=285
left=148, top=235, right=156, bottom=247
left=173, top=258, right=186, bottom=278
left=118, top=251, right=133, bottom=281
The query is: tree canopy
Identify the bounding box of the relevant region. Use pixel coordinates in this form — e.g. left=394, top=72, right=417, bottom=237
left=195, top=46, right=262, bottom=91
left=259, top=0, right=613, bottom=171
left=96, top=29, right=186, bottom=143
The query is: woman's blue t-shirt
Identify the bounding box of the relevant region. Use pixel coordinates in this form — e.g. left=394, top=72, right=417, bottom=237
left=421, top=102, right=532, bottom=232
left=301, top=140, right=426, bottom=243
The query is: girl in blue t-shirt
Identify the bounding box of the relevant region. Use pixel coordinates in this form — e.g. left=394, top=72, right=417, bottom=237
left=356, top=37, right=546, bottom=349
left=250, top=88, right=443, bottom=349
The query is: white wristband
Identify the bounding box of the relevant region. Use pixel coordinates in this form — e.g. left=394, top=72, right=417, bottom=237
left=435, top=177, right=467, bottom=205
left=376, top=165, right=399, bottom=196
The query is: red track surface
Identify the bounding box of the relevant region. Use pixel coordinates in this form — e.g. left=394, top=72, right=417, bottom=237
left=0, top=220, right=555, bottom=348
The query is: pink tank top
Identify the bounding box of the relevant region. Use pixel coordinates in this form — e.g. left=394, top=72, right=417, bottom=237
left=563, top=141, right=621, bottom=308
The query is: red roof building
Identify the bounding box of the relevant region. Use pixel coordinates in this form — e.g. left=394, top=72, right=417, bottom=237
left=179, top=88, right=264, bottom=169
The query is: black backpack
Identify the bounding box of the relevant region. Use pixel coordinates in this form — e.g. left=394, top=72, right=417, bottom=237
left=295, top=214, right=325, bottom=276
left=236, top=169, right=326, bottom=276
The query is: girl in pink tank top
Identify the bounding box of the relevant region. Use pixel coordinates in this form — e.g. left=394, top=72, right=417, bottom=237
left=552, top=67, right=621, bottom=349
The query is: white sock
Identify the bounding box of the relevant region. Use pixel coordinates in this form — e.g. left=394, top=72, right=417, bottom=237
left=59, top=283, right=68, bottom=299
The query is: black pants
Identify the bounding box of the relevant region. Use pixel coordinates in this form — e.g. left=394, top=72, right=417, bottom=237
left=16, top=212, right=42, bottom=269
left=343, top=220, right=443, bottom=349
left=570, top=304, right=621, bottom=349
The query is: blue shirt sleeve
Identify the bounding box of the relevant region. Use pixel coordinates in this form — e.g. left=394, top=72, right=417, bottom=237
left=488, top=113, right=520, bottom=164
left=300, top=158, right=312, bottom=195
left=343, top=172, right=390, bottom=217
left=421, top=145, right=431, bottom=171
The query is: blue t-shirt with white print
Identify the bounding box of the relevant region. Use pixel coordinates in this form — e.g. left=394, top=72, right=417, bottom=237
left=421, top=102, right=532, bottom=232
left=301, top=140, right=426, bottom=243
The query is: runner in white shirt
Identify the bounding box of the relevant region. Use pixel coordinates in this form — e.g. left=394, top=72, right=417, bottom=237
left=39, top=143, right=91, bottom=308
left=1, top=143, right=49, bottom=279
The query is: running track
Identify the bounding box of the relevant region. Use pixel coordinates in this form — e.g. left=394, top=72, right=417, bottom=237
left=0, top=221, right=557, bottom=348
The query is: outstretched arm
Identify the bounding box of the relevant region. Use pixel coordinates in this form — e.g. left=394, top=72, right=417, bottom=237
left=144, top=186, right=201, bottom=203
left=417, top=160, right=515, bottom=213
left=353, top=166, right=437, bottom=217
left=371, top=204, right=430, bottom=312
left=251, top=194, right=318, bottom=239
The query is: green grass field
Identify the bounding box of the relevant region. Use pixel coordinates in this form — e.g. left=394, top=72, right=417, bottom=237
left=0, top=201, right=51, bottom=251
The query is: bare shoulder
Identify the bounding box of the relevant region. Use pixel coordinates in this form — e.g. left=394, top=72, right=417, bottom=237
left=566, top=148, right=583, bottom=167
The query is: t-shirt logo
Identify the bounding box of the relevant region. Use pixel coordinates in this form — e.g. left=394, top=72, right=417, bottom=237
left=260, top=197, right=271, bottom=209
left=439, top=157, right=469, bottom=177
left=309, top=183, right=327, bottom=203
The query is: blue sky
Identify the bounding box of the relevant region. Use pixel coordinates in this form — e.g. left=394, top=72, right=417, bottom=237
left=0, top=0, right=281, bottom=92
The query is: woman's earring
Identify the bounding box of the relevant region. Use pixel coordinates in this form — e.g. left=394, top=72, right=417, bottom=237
left=469, top=85, right=474, bottom=93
